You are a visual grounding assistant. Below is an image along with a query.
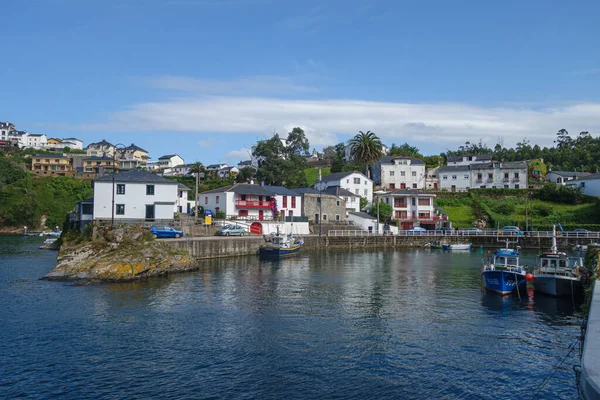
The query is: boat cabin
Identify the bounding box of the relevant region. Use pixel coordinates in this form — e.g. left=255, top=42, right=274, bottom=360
left=492, top=249, right=520, bottom=269
left=537, top=252, right=580, bottom=276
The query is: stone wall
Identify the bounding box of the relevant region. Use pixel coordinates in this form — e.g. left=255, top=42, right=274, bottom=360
left=302, top=193, right=347, bottom=223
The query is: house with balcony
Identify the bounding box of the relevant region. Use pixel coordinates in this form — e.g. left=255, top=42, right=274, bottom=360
left=199, top=184, right=302, bottom=221
left=117, top=144, right=149, bottom=170
left=371, top=156, right=426, bottom=190
left=314, top=171, right=373, bottom=205
left=447, top=154, right=492, bottom=166
left=470, top=161, right=527, bottom=189
left=32, top=154, right=74, bottom=176
left=438, top=165, right=470, bottom=192
left=546, top=170, right=591, bottom=185
left=93, top=170, right=180, bottom=222
left=379, top=189, right=444, bottom=230
left=218, top=166, right=239, bottom=180
left=82, top=155, right=120, bottom=177
left=86, top=139, right=115, bottom=157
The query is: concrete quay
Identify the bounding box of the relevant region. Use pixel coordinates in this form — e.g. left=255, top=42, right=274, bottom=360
left=581, top=281, right=600, bottom=399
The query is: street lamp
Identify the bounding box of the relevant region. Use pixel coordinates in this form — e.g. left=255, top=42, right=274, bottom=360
left=111, top=143, right=126, bottom=230
left=319, top=186, right=323, bottom=237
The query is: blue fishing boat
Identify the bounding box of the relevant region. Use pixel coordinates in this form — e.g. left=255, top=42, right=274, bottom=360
left=259, top=228, right=303, bottom=258
left=481, top=240, right=527, bottom=295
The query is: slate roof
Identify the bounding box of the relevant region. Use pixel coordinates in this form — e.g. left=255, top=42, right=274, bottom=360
left=178, top=183, right=191, bottom=190
left=569, top=172, right=600, bottom=181
left=95, top=169, right=178, bottom=184
left=207, top=163, right=226, bottom=169
left=28, top=133, right=45, bottom=137
left=123, top=144, right=149, bottom=153
left=447, top=154, right=492, bottom=162
left=87, top=139, right=114, bottom=147
left=159, top=154, right=179, bottom=160
left=34, top=154, right=67, bottom=158
left=63, top=137, right=81, bottom=141
left=292, top=188, right=320, bottom=195
left=319, top=171, right=369, bottom=182
left=262, top=185, right=298, bottom=196
left=85, top=156, right=114, bottom=161
left=470, top=161, right=527, bottom=169
left=378, top=156, right=425, bottom=165
left=548, top=171, right=591, bottom=177
left=438, top=165, right=470, bottom=173
left=322, top=186, right=357, bottom=197
left=348, top=211, right=376, bottom=220
left=199, top=183, right=301, bottom=196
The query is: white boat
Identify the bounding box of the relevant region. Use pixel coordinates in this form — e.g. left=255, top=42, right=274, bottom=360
left=573, top=243, right=599, bottom=252
left=40, top=238, right=58, bottom=250
left=533, top=226, right=588, bottom=297
left=259, top=228, right=303, bottom=258
left=442, top=243, right=472, bottom=250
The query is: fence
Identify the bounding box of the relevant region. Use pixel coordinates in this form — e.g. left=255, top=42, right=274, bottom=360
left=95, top=219, right=181, bottom=228
left=328, top=229, right=600, bottom=238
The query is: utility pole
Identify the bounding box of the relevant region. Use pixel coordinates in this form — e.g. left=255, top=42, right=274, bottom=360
left=376, top=196, right=380, bottom=234
left=318, top=168, right=322, bottom=237
left=194, top=168, right=199, bottom=225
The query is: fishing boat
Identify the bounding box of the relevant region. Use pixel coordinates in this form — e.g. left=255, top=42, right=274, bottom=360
left=39, top=238, right=58, bottom=250
left=442, top=243, right=472, bottom=250
left=424, top=240, right=444, bottom=249
left=481, top=240, right=528, bottom=295
left=259, top=228, right=303, bottom=258
left=533, top=226, right=588, bottom=297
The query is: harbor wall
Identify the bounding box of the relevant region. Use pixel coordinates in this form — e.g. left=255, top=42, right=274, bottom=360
left=171, top=235, right=589, bottom=260
left=581, top=281, right=600, bottom=400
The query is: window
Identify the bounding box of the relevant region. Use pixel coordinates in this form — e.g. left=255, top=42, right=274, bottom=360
left=336, top=215, right=340, bottom=221
left=514, top=172, right=519, bottom=178
left=179, top=191, right=183, bottom=198
left=389, top=183, right=395, bottom=189
left=316, top=197, right=321, bottom=204
left=355, top=189, right=359, bottom=195
left=412, top=171, right=416, bottom=177
left=291, top=197, right=296, bottom=208
left=216, top=196, right=219, bottom=204
left=344, top=197, right=348, bottom=202
left=354, top=177, right=360, bottom=184
left=389, top=171, right=395, bottom=177
left=146, top=185, right=155, bottom=195
left=336, top=200, right=340, bottom=206
left=315, top=213, right=320, bottom=222
left=504, top=173, right=509, bottom=178
left=478, top=173, right=482, bottom=179
left=116, top=184, right=125, bottom=195
left=116, top=204, right=125, bottom=215
left=346, top=179, right=349, bottom=183
left=488, top=173, right=493, bottom=179
left=504, top=185, right=509, bottom=188
left=480, top=185, right=486, bottom=188
left=205, top=196, right=208, bottom=204
left=412, top=183, right=417, bottom=188
left=515, top=184, right=519, bottom=189
left=401, top=171, right=406, bottom=176
left=412, top=198, right=416, bottom=206
left=282, top=196, right=287, bottom=208
left=418, top=198, right=430, bottom=206
left=82, top=204, right=93, bottom=214
left=323, top=214, right=327, bottom=220
left=452, top=175, right=457, bottom=180
left=364, top=189, right=368, bottom=196
left=464, top=174, right=469, bottom=179
left=442, top=175, right=448, bottom=180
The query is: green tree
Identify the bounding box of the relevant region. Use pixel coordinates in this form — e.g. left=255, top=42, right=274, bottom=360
left=359, top=196, right=368, bottom=210
left=389, top=142, right=421, bottom=157
left=235, top=166, right=256, bottom=183
left=348, top=130, right=383, bottom=178
left=189, top=162, right=204, bottom=223
left=369, top=200, right=392, bottom=222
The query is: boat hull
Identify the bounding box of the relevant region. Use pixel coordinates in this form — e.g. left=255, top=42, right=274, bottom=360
left=259, top=245, right=301, bottom=258
left=482, top=270, right=526, bottom=295
left=533, top=275, right=584, bottom=297
left=443, top=244, right=472, bottom=250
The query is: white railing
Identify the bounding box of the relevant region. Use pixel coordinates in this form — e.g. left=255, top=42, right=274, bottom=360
left=327, top=230, right=600, bottom=238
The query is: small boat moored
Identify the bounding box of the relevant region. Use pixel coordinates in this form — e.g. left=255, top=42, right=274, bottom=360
left=481, top=240, right=528, bottom=295
left=259, top=228, right=303, bottom=258
left=442, top=243, right=472, bottom=251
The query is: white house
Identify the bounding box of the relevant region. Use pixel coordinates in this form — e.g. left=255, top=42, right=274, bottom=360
left=438, top=165, right=471, bottom=192
left=546, top=171, right=591, bottom=185
left=25, top=134, right=47, bottom=149
left=176, top=183, right=190, bottom=214
left=86, top=139, right=115, bottom=157
left=447, top=154, right=492, bottom=166
left=218, top=166, right=239, bottom=180
left=158, top=154, right=184, bottom=169
left=93, top=170, right=180, bottom=221
left=314, top=171, right=373, bottom=205
left=371, top=156, right=426, bottom=190
left=199, top=183, right=301, bottom=220
left=469, top=161, right=527, bottom=189
left=378, top=189, right=446, bottom=230
left=566, top=173, right=600, bottom=197
left=347, top=211, right=378, bottom=233
left=62, top=138, right=84, bottom=150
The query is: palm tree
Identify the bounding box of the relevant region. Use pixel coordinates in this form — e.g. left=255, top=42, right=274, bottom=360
left=349, top=130, right=383, bottom=178
left=189, top=162, right=205, bottom=224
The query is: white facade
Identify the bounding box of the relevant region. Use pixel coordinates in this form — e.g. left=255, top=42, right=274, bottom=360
left=372, top=156, right=426, bottom=190
left=379, top=190, right=443, bottom=229
left=25, top=134, right=47, bottom=149
left=175, top=185, right=190, bottom=214
left=470, top=161, right=527, bottom=189
left=347, top=212, right=378, bottom=233
left=62, top=138, right=84, bottom=150
left=157, top=154, right=184, bottom=169
left=566, top=173, right=600, bottom=197
left=172, top=164, right=193, bottom=176
left=438, top=166, right=471, bottom=192
left=92, top=173, right=179, bottom=221
left=425, top=167, right=440, bottom=191
left=546, top=171, right=591, bottom=185
left=315, top=171, right=373, bottom=205
left=218, top=167, right=239, bottom=180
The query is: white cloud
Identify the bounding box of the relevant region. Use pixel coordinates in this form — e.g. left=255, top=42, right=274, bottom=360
left=225, top=148, right=252, bottom=162
left=197, top=138, right=214, bottom=148
left=149, top=75, right=318, bottom=95
left=74, top=96, right=600, bottom=152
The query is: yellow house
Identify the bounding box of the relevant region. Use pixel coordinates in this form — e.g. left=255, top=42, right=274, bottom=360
left=118, top=143, right=149, bottom=170
left=32, top=154, right=73, bottom=176
left=47, top=138, right=62, bottom=145
left=82, top=155, right=120, bottom=177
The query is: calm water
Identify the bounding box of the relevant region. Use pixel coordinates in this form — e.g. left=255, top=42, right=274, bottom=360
left=0, top=236, right=583, bottom=399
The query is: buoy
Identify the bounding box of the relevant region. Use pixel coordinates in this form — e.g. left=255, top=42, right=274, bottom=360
left=525, top=273, right=534, bottom=282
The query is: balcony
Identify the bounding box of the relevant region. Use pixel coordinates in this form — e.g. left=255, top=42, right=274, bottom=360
left=513, top=177, right=520, bottom=182
left=487, top=178, right=494, bottom=183
left=503, top=178, right=510, bottom=182
left=235, top=200, right=273, bottom=209
left=475, top=178, right=483, bottom=183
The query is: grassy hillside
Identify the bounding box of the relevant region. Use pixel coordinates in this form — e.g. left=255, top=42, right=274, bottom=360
left=304, top=167, right=331, bottom=186
left=435, top=190, right=600, bottom=230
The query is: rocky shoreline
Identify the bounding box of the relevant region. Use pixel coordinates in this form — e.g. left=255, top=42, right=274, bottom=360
left=43, top=227, right=194, bottom=283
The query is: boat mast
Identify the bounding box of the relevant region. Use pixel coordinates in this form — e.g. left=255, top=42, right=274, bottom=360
left=551, top=224, right=557, bottom=253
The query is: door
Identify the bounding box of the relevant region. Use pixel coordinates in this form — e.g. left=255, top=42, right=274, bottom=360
left=258, top=210, right=264, bottom=221
left=145, top=205, right=155, bottom=220
left=451, top=185, right=456, bottom=192
left=389, top=183, right=395, bottom=189
left=434, top=183, right=438, bottom=190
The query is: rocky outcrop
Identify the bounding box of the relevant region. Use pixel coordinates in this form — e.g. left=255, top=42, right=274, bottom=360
left=44, top=227, right=193, bottom=283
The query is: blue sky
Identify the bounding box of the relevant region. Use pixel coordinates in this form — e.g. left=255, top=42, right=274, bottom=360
left=2, top=0, right=600, bottom=165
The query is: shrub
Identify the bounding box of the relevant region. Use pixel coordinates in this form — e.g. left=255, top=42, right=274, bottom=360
left=215, top=211, right=226, bottom=219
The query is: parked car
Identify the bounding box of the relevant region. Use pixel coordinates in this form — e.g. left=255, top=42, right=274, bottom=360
left=151, top=226, right=183, bottom=239
left=405, top=226, right=427, bottom=235
left=462, top=228, right=483, bottom=234
left=436, top=227, right=453, bottom=235
left=492, top=226, right=524, bottom=236
left=216, top=225, right=247, bottom=236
